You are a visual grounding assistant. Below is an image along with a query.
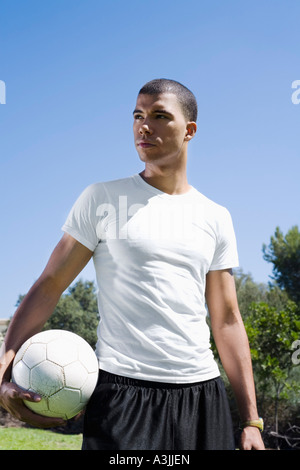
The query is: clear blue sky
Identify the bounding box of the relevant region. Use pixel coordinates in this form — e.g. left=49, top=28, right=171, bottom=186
left=0, top=0, right=299, bottom=319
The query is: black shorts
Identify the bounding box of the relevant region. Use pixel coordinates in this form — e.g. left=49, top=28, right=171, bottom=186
left=82, top=370, right=235, bottom=450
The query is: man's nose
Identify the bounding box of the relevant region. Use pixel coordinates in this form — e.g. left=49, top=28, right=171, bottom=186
left=139, top=123, right=153, bottom=136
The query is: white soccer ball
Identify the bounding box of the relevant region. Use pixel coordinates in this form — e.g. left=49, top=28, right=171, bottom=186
left=12, top=329, right=99, bottom=420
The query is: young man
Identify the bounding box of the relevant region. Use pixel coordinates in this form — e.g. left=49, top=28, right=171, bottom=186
left=0, top=79, right=264, bottom=450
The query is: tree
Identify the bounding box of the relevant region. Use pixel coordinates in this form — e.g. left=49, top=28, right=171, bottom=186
left=244, top=300, right=300, bottom=439
left=234, top=268, right=290, bottom=318
left=234, top=269, right=266, bottom=315
left=262, top=226, right=300, bottom=305
left=43, top=280, right=99, bottom=348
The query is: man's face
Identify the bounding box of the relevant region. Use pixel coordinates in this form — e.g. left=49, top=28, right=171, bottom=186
left=133, top=93, right=194, bottom=166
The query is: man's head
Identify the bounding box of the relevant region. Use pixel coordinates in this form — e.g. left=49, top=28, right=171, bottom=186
left=138, top=78, right=198, bottom=123
left=133, top=79, right=197, bottom=167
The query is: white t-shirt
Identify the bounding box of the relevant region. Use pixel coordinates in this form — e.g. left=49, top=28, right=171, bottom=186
left=62, top=174, right=239, bottom=383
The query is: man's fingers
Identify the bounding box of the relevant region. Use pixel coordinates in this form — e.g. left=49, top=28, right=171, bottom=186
left=1, top=381, right=66, bottom=428
left=8, top=382, right=41, bottom=402
left=20, top=389, right=42, bottom=402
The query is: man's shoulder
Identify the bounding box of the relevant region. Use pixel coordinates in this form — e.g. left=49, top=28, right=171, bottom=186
left=83, top=175, right=136, bottom=197
left=192, top=187, right=230, bottom=217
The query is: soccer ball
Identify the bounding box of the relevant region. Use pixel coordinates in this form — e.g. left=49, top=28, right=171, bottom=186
left=12, top=329, right=99, bottom=420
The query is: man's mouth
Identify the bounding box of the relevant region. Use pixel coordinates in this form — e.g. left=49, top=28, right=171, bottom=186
left=138, top=141, right=155, bottom=148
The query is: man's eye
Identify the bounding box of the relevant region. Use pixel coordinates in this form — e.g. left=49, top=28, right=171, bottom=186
left=134, top=114, right=143, bottom=120
left=156, top=114, right=167, bottom=119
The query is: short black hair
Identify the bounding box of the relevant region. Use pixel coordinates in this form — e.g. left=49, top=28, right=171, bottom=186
left=138, top=78, right=198, bottom=122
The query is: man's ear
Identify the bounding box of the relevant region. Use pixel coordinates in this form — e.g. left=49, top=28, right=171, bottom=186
left=184, top=122, right=197, bottom=141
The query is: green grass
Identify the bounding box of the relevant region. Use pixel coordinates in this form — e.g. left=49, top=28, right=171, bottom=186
left=0, top=427, right=82, bottom=450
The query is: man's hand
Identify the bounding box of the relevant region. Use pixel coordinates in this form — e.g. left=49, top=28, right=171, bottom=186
left=0, top=381, right=66, bottom=428
left=239, top=426, right=265, bottom=450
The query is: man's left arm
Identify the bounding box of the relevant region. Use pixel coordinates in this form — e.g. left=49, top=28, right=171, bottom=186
left=205, top=268, right=265, bottom=450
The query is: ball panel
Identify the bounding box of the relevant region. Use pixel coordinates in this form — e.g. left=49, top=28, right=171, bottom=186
left=11, top=361, right=31, bottom=390
left=80, top=372, right=99, bottom=403
left=78, top=345, right=99, bottom=373
left=13, top=338, right=32, bottom=365
left=46, top=337, right=79, bottom=366
left=25, top=397, right=50, bottom=416
left=25, top=397, right=68, bottom=420
left=22, top=343, right=47, bottom=368
left=49, top=387, right=83, bottom=418
left=30, top=330, right=63, bottom=344
left=64, top=362, right=88, bottom=389
left=30, top=361, right=65, bottom=397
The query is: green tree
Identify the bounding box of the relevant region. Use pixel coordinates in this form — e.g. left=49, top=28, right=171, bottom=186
left=234, top=269, right=267, bottom=317
left=262, top=226, right=300, bottom=305
left=234, top=268, right=290, bottom=318
left=244, top=301, right=300, bottom=437
left=43, top=280, right=99, bottom=348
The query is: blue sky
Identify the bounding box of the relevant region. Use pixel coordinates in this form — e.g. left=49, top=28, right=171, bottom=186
left=0, top=0, right=299, bottom=319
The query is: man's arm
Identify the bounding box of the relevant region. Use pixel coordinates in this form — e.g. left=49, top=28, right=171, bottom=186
left=0, top=233, right=93, bottom=428
left=205, top=268, right=265, bottom=450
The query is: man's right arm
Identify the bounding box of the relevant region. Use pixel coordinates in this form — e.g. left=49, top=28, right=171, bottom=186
left=0, top=233, right=93, bottom=428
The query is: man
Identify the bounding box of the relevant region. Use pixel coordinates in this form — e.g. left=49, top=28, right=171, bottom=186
left=0, top=79, right=264, bottom=450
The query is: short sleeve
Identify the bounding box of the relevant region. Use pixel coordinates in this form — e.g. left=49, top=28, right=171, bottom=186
left=209, top=208, right=239, bottom=271
left=61, top=184, right=102, bottom=252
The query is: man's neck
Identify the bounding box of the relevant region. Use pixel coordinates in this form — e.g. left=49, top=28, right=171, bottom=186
left=139, top=167, right=191, bottom=195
